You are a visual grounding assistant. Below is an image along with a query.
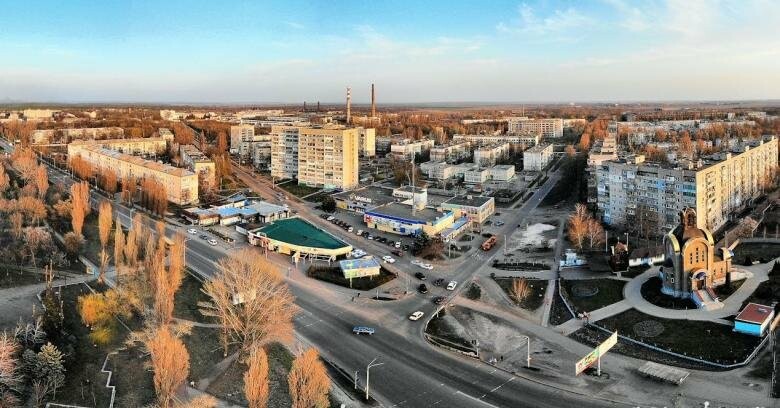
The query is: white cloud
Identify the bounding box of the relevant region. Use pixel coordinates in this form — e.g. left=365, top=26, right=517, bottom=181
left=497, top=3, right=593, bottom=36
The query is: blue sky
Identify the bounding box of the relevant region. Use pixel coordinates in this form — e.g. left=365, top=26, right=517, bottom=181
left=2, top=0, right=779, bottom=103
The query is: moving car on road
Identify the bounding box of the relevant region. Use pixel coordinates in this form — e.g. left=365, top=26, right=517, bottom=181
left=409, top=311, right=425, bottom=321
left=391, top=249, right=404, bottom=257
left=199, top=234, right=209, bottom=240
left=187, top=228, right=198, bottom=234
left=352, top=326, right=375, bottom=335
left=208, top=239, right=218, bottom=246
left=420, top=263, right=433, bottom=270
left=446, top=281, right=457, bottom=291
left=381, top=255, right=396, bottom=264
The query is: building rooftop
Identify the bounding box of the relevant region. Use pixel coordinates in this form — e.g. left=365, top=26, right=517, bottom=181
left=526, top=143, right=552, bottom=153
left=443, top=195, right=494, bottom=208
left=332, top=186, right=395, bottom=206
left=256, top=217, right=348, bottom=250
left=735, top=303, right=775, bottom=324
left=491, top=164, right=515, bottom=171
left=82, top=145, right=195, bottom=177
left=366, top=202, right=450, bottom=224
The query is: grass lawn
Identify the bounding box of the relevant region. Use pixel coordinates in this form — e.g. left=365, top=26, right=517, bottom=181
left=733, top=242, right=780, bottom=264
left=307, top=265, right=396, bottom=291
left=47, top=282, right=118, bottom=408
left=173, top=271, right=216, bottom=324
left=278, top=181, right=322, bottom=198
left=561, top=279, right=625, bottom=313
left=741, top=263, right=780, bottom=309
left=640, top=276, right=697, bottom=310
left=185, top=326, right=237, bottom=382
left=425, top=310, right=476, bottom=352
left=595, top=308, right=762, bottom=365
left=621, top=264, right=651, bottom=278
left=109, top=345, right=156, bottom=407
left=493, top=278, right=548, bottom=311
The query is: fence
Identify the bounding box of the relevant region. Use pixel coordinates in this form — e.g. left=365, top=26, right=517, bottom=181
left=587, top=322, right=771, bottom=369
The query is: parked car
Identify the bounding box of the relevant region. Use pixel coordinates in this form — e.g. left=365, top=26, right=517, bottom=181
left=356, top=229, right=363, bottom=236
left=433, top=296, right=446, bottom=305
left=433, top=278, right=445, bottom=287
left=402, top=244, right=411, bottom=251
left=420, top=263, right=433, bottom=270
left=395, top=241, right=401, bottom=248
left=446, top=281, right=457, bottom=291
left=352, top=326, right=375, bottom=335
left=414, top=272, right=426, bottom=280
left=187, top=228, right=198, bottom=234
left=368, top=235, right=374, bottom=240
left=381, top=255, right=396, bottom=264
left=495, top=220, right=505, bottom=227
left=327, top=216, right=335, bottom=221
left=418, top=284, right=428, bottom=294
left=408, top=311, right=425, bottom=321
left=348, top=227, right=354, bottom=233
left=208, top=239, right=218, bottom=246
left=391, top=249, right=404, bottom=257
left=362, top=231, right=370, bottom=238
left=199, top=234, right=208, bottom=240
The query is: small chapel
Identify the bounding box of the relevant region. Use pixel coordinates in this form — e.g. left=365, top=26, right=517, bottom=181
left=659, top=208, right=733, bottom=305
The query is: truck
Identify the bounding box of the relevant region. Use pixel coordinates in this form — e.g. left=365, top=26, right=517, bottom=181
left=481, top=235, right=498, bottom=251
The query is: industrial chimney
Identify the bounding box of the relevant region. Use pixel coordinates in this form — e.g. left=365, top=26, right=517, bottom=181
left=371, top=83, right=376, bottom=117
left=317, top=101, right=320, bottom=112
left=346, top=87, right=352, bottom=124
left=303, top=101, right=307, bottom=112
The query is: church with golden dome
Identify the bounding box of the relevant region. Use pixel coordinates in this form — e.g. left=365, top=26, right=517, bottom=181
left=660, top=208, right=733, bottom=304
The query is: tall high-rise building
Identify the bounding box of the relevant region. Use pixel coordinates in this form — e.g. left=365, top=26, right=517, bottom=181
left=594, top=136, right=778, bottom=234
left=270, top=125, right=360, bottom=189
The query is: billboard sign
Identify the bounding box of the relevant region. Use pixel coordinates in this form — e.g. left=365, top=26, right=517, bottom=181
left=575, top=331, right=618, bottom=376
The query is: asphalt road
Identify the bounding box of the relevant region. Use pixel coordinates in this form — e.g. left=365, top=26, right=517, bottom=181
left=1, top=138, right=625, bottom=407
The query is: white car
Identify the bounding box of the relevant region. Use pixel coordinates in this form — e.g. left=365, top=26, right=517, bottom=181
left=187, top=228, right=198, bottom=234
left=410, top=260, right=423, bottom=266
left=351, top=249, right=366, bottom=258
left=327, top=216, right=335, bottom=221
left=394, top=241, right=401, bottom=248
left=356, top=229, right=363, bottom=236
left=348, top=227, right=354, bottom=233
left=420, top=263, right=434, bottom=270
left=446, top=281, right=457, bottom=291
left=408, top=311, right=424, bottom=321
left=208, top=239, right=218, bottom=246
left=382, top=255, right=396, bottom=264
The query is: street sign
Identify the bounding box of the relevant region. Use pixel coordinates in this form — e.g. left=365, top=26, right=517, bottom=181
left=575, top=331, right=618, bottom=376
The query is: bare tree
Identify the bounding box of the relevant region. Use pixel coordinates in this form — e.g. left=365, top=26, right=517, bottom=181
left=567, top=205, right=588, bottom=250
left=0, top=165, right=9, bottom=194
left=199, top=249, right=296, bottom=356
left=114, top=219, right=125, bottom=270
left=70, top=181, right=90, bottom=238
left=288, top=348, right=330, bottom=408
left=146, top=326, right=190, bottom=408
left=98, top=200, right=113, bottom=249
left=244, top=346, right=270, bottom=408
left=0, top=332, right=21, bottom=407
left=10, top=212, right=23, bottom=240
left=586, top=218, right=605, bottom=250
left=510, top=278, right=530, bottom=303
left=35, top=165, right=48, bottom=200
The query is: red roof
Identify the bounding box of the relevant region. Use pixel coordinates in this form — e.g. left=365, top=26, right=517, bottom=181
left=735, top=303, right=774, bottom=324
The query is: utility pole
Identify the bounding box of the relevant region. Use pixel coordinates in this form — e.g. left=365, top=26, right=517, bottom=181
left=365, top=358, right=384, bottom=401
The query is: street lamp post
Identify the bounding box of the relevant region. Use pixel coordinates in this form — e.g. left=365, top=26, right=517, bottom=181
left=365, top=358, right=384, bottom=401
left=520, top=335, right=531, bottom=368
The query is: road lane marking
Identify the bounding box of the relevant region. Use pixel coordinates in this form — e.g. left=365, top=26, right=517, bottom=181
left=454, top=391, right=501, bottom=408
left=489, top=377, right=514, bottom=392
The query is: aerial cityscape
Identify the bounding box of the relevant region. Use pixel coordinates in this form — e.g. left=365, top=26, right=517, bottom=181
left=1, top=1, right=780, bottom=408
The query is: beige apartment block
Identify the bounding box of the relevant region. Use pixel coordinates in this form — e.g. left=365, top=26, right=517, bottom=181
left=69, top=144, right=198, bottom=205
left=357, top=127, right=376, bottom=157
left=180, top=144, right=216, bottom=188
left=506, top=117, right=563, bottom=138
left=68, top=137, right=167, bottom=157
left=595, top=136, right=778, bottom=234
left=270, top=125, right=360, bottom=189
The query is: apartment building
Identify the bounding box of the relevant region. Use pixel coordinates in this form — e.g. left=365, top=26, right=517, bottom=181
left=32, top=127, right=125, bottom=144
left=430, top=141, right=470, bottom=163
left=180, top=144, right=216, bottom=188
left=453, top=133, right=538, bottom=146
left=68, top=137, right=167, bottom=157
left=506, top=117, right=563, bottom=138
left=523, top=143, right=554, bottom=171
left=158, top=128, right=175, bottom=142
left=23, top=109, right=59, bottom=120
left=270, top=125, right=359, bottom=189
left=69, top=144, right=198, bottom=205
left=390, top=139, right=435, bottom=159
left=595, top=136, right=778, bottom=234
left=357, top=127, right=376, bottom=158
left=420, top=161, right=456, bottom=180
left=473, top=142, right=510, bottom=167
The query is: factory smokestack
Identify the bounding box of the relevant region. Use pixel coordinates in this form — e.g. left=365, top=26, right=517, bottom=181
left=317, top=101, right=320, bottom=112
left=346, top=87, right=352, bottom=124
left=303, top=101, right=307, bottom=112
left=371, top=83, right=376, bottom=117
